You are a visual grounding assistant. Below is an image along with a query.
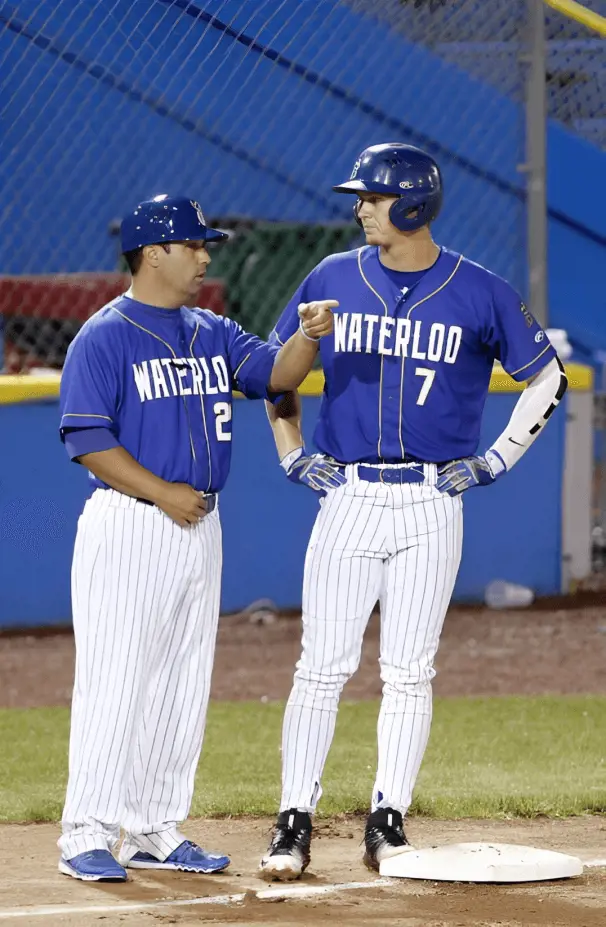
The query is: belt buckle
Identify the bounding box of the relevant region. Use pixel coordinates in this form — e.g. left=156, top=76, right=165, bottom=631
left=409, top=464, right=426, bottom=483
left=204, top=493, right=217, bottom=514
left=381, top=464, right=425, bottom=484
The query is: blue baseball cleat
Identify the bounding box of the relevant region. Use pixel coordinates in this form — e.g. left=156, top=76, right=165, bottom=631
left=58, top=849, right=128, bottom=881
left=122, top=840, right=230, bottom=873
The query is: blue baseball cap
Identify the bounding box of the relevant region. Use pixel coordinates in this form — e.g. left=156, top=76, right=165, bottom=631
left=120, top=195, right=228, bottom=252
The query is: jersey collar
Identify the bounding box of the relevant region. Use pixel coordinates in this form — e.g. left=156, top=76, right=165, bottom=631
left=120, top=292, right=184, bottom=323
left=359, top=246, right=463, bottom=311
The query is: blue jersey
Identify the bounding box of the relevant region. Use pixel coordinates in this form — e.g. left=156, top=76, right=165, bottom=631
left=271, top=246, right=556, bottom=464
left=60, top=295, right=279, bottom=492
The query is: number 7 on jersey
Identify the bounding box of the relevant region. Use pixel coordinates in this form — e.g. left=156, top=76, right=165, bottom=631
left=415, top=367, right=435, bottom=406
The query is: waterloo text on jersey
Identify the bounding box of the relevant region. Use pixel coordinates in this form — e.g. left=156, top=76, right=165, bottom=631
left=333, top=314, right=463, bottom=363
left=131, top=355, right=231, bottom=402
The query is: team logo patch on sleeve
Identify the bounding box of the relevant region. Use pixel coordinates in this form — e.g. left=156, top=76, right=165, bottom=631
left=520, top=302, right=535, bottom=329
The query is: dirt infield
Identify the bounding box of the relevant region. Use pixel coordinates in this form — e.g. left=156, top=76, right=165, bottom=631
left=1, top=817, right=605, bottom=926
left=2, top=601, right=606, bottom=708
left=1, top=601, right=605, bottom=924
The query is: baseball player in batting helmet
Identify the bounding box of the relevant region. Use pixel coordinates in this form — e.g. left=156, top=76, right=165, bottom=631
left=259, top=142, right=567, bottom=879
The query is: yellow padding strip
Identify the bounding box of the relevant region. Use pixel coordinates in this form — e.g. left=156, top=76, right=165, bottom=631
left=0, top=374, right=62, bottom=403
left=0, top=362, right=593, bottom=405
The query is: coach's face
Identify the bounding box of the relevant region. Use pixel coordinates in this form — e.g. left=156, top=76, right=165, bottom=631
left=158, top=240, right=211, bottom=306
left=357, top=193, right=401, bottom=246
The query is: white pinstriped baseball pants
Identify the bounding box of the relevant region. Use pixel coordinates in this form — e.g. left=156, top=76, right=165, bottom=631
left=59, top=489, right=222, bottom=861
left=280, top=464, right=463, bottom=816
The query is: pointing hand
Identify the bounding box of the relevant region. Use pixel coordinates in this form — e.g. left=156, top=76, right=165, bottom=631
left=298, top=300, right=339, bottom=339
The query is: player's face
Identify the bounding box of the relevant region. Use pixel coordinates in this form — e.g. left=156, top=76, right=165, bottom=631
left=356, top=193, right=401, bottom=245
left=159, top=240, right=211, bottom=306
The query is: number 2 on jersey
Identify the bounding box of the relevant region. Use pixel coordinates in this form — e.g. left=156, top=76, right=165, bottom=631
left=415, top=367, right=435, bottom=406
left=214, top=401, right=232, bottom=441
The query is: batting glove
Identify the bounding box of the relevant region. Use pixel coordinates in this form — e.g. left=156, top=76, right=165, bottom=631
left=280, top=447, right=347, bottom=493
left=436, top=449, right=506, bottom=497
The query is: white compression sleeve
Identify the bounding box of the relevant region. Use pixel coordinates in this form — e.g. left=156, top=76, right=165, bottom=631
left=488, top=357, right=568, bottom=472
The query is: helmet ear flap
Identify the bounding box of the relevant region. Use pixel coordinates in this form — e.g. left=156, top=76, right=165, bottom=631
left=389, top=196, right=409, bottom=232
left=353, top=200, right=362, bottom=227
left=389, top=197, right=434, bottom=233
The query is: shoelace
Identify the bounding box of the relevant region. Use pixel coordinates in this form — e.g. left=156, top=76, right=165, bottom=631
left=176, top=841, right=200, bottom=857
left=271, top=826, right=308, bottom=850
left=272, top=828, right=294, bottom=848
left=368, top=824, right=405, bottom=846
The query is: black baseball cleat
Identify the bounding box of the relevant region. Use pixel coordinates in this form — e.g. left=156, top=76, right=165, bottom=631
left=363, top=807, right=411, bottom=872
left=259, top=809, right=312, bottom=881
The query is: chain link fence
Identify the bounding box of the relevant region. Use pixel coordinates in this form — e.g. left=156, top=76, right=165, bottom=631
left=545, top=0, right=606, bottom=149
left=0, top=0, right=604, bottom=375
left=0, top=0, right=531, bottom=372
left=374, top=0, right=606, bottom=148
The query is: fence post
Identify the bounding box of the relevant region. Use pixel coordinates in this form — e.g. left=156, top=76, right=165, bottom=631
left=524, top=0, right=549, bottom=327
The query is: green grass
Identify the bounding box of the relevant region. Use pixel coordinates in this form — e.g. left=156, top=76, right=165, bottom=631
left=1, top=697, right=605, bottom=823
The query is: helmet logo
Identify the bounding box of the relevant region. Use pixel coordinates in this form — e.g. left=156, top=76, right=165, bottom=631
left=350, top=159, right=361, bottom=179
left=399, top=180, right=414, bottom=189
left=190, top=200, right=206, bottom=227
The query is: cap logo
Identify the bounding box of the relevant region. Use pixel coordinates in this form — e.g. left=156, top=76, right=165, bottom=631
left=350, top=159, right=361, bottom=179
left=399, top=180, right=413, bottom=189
left=190, top=200, right=206, bottom=227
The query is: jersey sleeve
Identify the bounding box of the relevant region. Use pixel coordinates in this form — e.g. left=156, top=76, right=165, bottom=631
left=484, top=279, right=556, bottom=382
left=63, top=426, right=120, bottom=461
left=59, top=325, right=120, bottom=437
left=269, top=265, right=323, bottom=348
left=223, top=318, right=280, bottom=399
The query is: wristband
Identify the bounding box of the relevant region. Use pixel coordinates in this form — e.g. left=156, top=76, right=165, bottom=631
left=280, top=447, right=304, bottom=472
left=485, top=448, right=507, bottom=477
left=299, top=320, right=320, bottom=342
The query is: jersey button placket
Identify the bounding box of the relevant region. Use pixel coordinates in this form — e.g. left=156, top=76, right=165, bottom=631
left=381, top=295, right=405, bottom=461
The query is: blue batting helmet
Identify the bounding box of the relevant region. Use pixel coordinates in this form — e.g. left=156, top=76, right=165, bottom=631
left=333, top=143, right=443, bottom=232
left=120, top=195, right=228, bottom=253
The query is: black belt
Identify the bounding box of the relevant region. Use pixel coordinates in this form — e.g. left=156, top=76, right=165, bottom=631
left=137, top=492, right=218, bottom=513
